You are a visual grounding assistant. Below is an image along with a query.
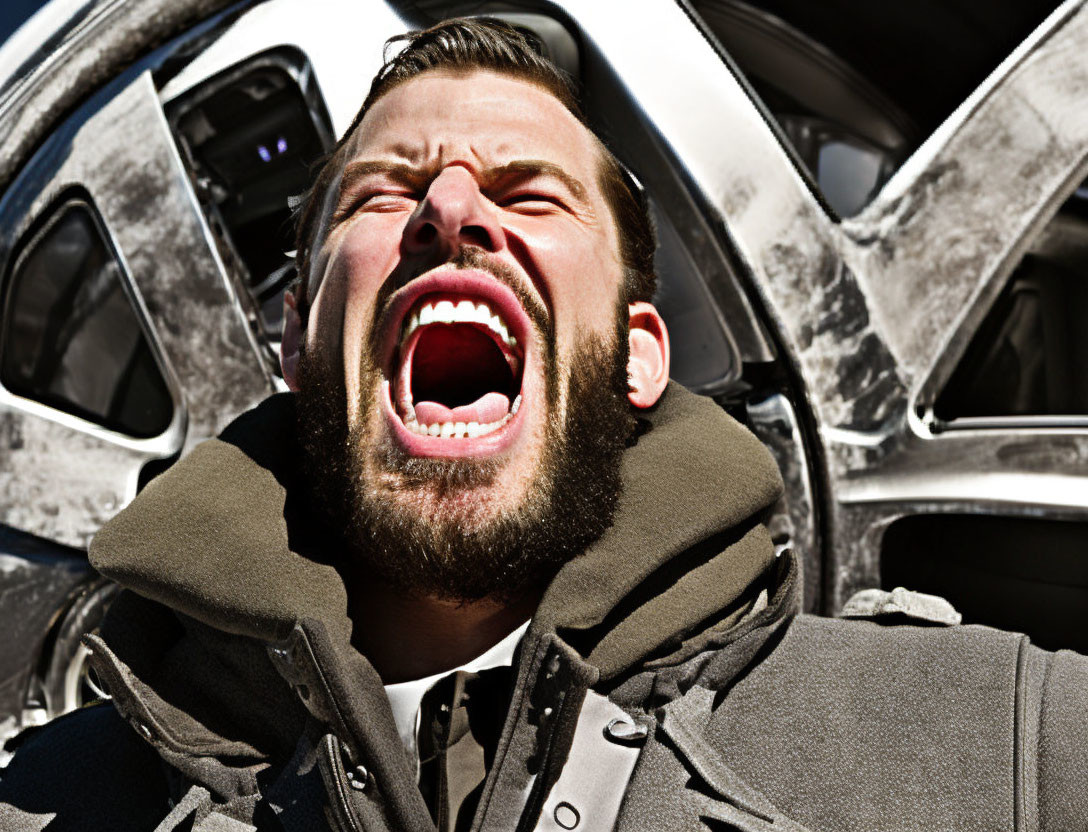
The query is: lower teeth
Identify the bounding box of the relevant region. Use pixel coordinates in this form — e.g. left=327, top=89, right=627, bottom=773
left=405, top=412, right=513, bottom=439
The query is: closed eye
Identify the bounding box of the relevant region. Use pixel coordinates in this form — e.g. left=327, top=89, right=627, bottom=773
left=352, top=191, right=417, bottom=214
left=498, top=192, right=567, bottom=213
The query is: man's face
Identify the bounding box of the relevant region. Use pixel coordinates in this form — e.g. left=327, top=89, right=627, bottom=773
left=286, top=69, right=665, bottom=599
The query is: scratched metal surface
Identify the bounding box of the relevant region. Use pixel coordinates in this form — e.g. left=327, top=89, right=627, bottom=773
left=826, top=1, right=1088, bottom=606
left=0, top=70, right=273, bottom=549
left=0, top=0, right=241, bottom=193
left=0, top=0, right=421, bottom=742
left=549, top=0, right=1088, bottom=610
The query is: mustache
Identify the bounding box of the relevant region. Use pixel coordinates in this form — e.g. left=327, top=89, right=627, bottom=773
left=369, top=247, right=553, bottom=353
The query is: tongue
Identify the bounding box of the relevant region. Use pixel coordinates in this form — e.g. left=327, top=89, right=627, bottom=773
left=415, top=391, right=511, bottom=427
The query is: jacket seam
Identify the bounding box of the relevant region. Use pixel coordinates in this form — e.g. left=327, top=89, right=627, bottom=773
left=289, top=625, right=358, bottom=755
left=319, top=733, right=364, bottom=832
left=1014, top=634, right=1028, bottom=832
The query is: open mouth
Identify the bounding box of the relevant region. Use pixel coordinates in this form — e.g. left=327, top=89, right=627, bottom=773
left=392, top=294, right=526, bottom=443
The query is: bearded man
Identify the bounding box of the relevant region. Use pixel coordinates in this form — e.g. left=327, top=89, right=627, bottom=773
left=2, top=17, right=1087, bottom=832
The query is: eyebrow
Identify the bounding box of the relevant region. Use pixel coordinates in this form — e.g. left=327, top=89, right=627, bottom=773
left=487, top=160, right=588, bottom=202
left=339, top=160, right=429, bottom=197
left=335, top=158, right=589, bottom=216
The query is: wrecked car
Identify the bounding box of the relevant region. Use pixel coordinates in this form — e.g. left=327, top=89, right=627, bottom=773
left=0, top=0, right=1085, bottom=747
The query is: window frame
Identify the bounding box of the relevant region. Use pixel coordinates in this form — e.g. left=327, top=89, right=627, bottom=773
left=0, top=189, right=178, bottom=439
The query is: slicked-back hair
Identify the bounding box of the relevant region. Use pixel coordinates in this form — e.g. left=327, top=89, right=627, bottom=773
left=292, top=17, right=656, bottom=319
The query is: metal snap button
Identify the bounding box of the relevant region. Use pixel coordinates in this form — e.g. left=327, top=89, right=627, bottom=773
left=604, top=717, right=649, bottom=745
left=345, top=763, right=368, bottom=792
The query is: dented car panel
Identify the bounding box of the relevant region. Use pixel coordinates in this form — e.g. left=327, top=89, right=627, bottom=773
left=0, top=0, right=1085, bottom=743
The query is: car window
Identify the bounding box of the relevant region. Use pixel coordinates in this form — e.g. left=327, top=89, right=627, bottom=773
left=689, top=0, right=1061, bottom=219
left=0, top=194, right=173, bottom=437
left=935, top=187, right=1088, bottom=422
left=882, top=513, right=1088, bottom=654
left=168, top=48, right=334, bottom=357
left=649, top=198, right=739, bottom=394
left=689, top=0, right=916, bottom=218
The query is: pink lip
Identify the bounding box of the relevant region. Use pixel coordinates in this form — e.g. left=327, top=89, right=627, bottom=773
left=381, top=380, right=531, bottom=458
left=376, top=269, right=541, bottom=459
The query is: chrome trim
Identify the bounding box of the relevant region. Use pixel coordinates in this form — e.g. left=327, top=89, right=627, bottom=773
left=748, top=393, right=821, bottom=610
left=929, top=415, right=1088, bottom=432
left=0, top=0, right=104, bottom=102
left=839, top=470, right=1088, bottom=512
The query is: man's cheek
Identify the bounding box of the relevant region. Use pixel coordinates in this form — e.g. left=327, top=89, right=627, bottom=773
left=325, top=218, right=402, bottom=300
left=566, top=278, right=623, bottom=333
left=304, top=276, right=345, bottom=359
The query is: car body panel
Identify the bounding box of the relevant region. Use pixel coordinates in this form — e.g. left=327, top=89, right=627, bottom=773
left=0, top=69, right=273, bottom=547
left=0, top=0, right=1085, bottom=741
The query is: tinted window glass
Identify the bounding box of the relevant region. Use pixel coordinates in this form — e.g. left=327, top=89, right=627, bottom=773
left=1, top=198, right=173, bottom=437
left=692, top=0, right=916, bottom=218
left=935, top=198, right=1088, bottom=420
left=650, top=201, right=739, bottom=394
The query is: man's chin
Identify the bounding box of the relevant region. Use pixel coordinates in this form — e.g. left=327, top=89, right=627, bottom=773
left=371, top=438, right=499, bottom=490
left=296, top=321, right=633, bottom=603
left=369, top=459, right=525, bottom=532
left=367, top=438, right=553, bottom=540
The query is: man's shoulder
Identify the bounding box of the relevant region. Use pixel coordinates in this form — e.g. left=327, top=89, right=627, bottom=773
left=719, top=607, right=1088, bottom=727
left=731, top=609, right=1088, bottom=768
left=777, top=609, right=1072, bottom=684
left=697, top=611, right=1088, bottom=830
left=0, top=703, right=168, bottom=831
left=785, top=608, right=1088, bottom=674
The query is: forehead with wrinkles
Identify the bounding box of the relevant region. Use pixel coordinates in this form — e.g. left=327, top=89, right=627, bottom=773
left=346, top=69, right=597, bottom=168
left=303, top=69, right=613, bottom=296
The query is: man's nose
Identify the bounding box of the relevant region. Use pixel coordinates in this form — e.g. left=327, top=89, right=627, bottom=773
left=402, top=166, right=504, bottom=256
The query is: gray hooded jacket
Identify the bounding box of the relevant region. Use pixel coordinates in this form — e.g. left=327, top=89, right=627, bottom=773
left=1, top=384, right=1085, bottom=831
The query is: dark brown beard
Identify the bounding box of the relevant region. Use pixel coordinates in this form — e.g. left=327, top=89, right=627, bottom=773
left=296, top=302, right=633, bottom=602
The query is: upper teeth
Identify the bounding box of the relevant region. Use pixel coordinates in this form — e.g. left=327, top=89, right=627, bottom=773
left=403, top=299, right=517, bottom=348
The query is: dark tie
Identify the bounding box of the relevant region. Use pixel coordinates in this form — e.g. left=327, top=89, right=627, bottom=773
left=417, top=666, right=514, bottom=832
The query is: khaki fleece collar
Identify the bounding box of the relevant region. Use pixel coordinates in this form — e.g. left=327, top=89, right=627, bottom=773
left=91, top=381, right=784, bottom=678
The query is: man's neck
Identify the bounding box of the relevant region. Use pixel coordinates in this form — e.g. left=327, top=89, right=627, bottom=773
left=349, top=580, right=539, bottom=683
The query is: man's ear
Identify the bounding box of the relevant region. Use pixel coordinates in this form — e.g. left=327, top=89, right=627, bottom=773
left=281, top=290, right=302, bottom=392
left=627, top=301, right=669, bottom=408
